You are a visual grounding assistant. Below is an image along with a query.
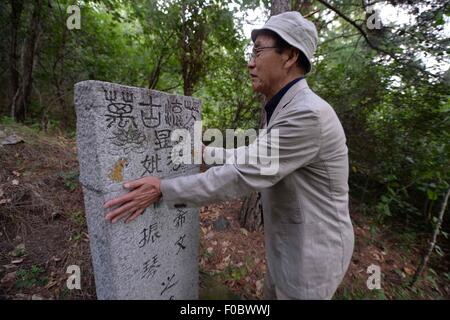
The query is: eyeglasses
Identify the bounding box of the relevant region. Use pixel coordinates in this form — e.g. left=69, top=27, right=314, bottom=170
left=247, top=46, right=278, bottom=61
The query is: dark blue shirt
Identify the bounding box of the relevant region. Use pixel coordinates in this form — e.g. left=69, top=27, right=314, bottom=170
left=264, top=77, right=304, bottom=124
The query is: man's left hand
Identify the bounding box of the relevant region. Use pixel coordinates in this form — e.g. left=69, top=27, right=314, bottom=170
left=104, top=176, right=162, bottom=224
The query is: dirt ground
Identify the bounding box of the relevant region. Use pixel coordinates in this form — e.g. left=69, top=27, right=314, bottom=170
left=1, top=124, right=449, bottom=300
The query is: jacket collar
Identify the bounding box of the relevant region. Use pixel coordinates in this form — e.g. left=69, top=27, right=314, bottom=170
left=264, top=78, right=309, bottom=128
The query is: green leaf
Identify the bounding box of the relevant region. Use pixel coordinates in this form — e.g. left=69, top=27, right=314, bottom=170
left=427, top=189, right=438, bottom=201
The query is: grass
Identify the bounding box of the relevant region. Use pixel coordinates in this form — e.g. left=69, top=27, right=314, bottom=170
left=10, top=248, right=26, bottom=258
left=70, top=231, right=84, bottom=243
left=15, top=265, right=48, bottom=289
left=70, top=211, right=85, bottom=227
left=59, top=170, right=79, bottom=192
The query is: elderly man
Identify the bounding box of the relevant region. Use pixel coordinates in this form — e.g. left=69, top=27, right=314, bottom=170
left=104, top=11, right=354, bottom=300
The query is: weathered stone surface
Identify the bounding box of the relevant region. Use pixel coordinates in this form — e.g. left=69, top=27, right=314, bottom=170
left=74, top=80, right=201, bottom=300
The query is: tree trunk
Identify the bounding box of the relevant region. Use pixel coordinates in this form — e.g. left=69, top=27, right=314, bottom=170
left=14, top=0, right=44, bottom=122
left=179, top=2, right=207, bottom=97
left=8, top=0, right=24, bottom=119
left=270, top=0, right=290, bottom=15
left=238, top=0, right=291, bottom=231
left=148, top=53, right=164, bottom=89
left=53, top=22, right=69, bottom=130
left=239, top=192, right=264, bottom=232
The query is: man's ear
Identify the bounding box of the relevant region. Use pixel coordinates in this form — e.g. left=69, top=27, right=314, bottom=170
left=283, top=48, right=300, bottom=69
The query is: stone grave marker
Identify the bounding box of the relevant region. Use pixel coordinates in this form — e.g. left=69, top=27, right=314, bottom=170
left=74, top=80, right=201, bottom=299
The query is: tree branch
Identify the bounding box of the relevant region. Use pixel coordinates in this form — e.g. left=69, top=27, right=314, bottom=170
left=315, top=0, right=442, bottom=79
left=410, top=187, right=450, bottom=287
left=316, top=0, right=390, bottom=54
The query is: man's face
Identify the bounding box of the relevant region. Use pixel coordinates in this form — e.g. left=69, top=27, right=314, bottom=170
left=247, top=34, right=286, bottom=99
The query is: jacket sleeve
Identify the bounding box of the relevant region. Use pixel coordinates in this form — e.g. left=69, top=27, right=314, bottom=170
left=203, top=146, right=243, bottom=165
left=160, top=106, right=321, bottom=209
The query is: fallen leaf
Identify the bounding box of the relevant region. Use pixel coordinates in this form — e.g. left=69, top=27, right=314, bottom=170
left=2, top=264, right=17, bottom=270
left=216, top=262, right=226, bottom=270
left=45, top=281, right=58, bottom=289
left=205, top=231, right=215, bottom=240
left=1, top=271, right=16, bottom=284
left=0, top=199, right=11, bottom=205
left=255, top=279, right=264, bottom=295
left=9, top=244, right=25, bottom=257
left=240, top=228, right=249, bottom=236
left=372, top=253, right=382, bottom=261
left=11, top=259, right=24, bottom=264
left=403, top=266, right=415, bottom=276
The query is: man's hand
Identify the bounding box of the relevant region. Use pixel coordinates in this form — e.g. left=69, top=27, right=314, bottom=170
left=104, top=176, right=162, bottom=224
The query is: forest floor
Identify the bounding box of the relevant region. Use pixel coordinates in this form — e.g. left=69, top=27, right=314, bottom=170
left=0, top=123, right=449, bottom=300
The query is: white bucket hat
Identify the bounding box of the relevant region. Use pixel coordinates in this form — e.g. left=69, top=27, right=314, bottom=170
left=251, top=11, right=318, bottom=74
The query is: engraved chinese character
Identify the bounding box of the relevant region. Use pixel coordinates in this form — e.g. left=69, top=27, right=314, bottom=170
left=105, top=103, right=137, bottom=129
left=165, top=99, right=184, bottom=127
left=167, top=152, right=182, bottom=171
left=141, top=154, right=162, bottom=176
left=173, top=209, right=187, bottom=228
left=160, top=273, right=178, bottom=296
left=104, top=89, right=117, bottom=102
left=121, top=91, right=134, bottom=103
left=140, top=96, right=162, bottom=128
left=183, top=99, right=200, bottom=127
left=175, top=234, right=186, bottom=255
left=154, top=129, right=172, bottom=150
left=142, top=255, right=161, bottom=279
left=139, top=222, right=161, bottom=248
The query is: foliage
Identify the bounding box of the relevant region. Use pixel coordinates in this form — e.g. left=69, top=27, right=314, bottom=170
left=0, top=0, right=448, bottom=243
left=59, top=170, right=79, bottom=192
left=15, top=265, right=48, bottom=289
left=308, top=0, right=450, bottom=229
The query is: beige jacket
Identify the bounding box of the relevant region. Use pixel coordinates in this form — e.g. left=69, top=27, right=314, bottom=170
left=160, top=79, right=354, bottom=299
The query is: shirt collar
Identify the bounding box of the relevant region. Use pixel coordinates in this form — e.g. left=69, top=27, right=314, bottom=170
left=264, top=76, right=304, bottom=124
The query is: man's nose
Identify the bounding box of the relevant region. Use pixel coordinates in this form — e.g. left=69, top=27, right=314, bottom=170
left=247, top=58, right=255, bottom=69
